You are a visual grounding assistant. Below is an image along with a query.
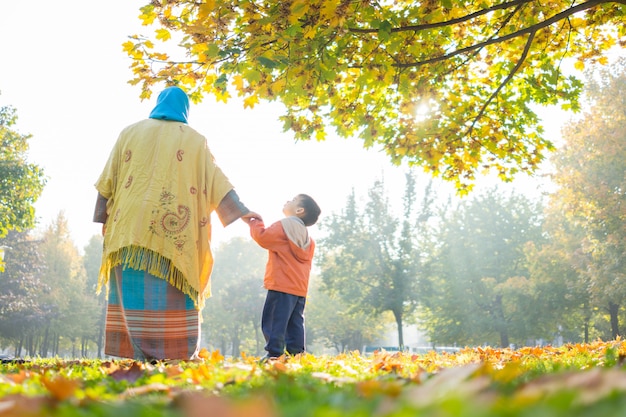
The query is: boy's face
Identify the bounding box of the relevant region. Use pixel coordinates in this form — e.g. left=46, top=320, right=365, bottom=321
left=283, top=196, right=304, bottom=217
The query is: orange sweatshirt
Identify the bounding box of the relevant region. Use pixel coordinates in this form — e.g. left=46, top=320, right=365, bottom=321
left=249, top=216, right=315, bottom=297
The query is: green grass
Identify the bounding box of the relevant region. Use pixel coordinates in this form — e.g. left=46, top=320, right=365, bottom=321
left=1, top=341, right=626, bottom=416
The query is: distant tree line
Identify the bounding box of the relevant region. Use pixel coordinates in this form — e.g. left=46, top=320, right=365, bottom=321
left=0, top=60, right=624, bottom=357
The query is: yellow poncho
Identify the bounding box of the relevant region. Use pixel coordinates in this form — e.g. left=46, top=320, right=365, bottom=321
left=95, top=118, right=233, bottom=309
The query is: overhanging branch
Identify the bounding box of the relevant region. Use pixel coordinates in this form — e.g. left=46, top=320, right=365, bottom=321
left=466, top=30, right=537, bottom=138
left=393, top=0, right=611, bottom=69
left=348, top=0, right=535, bottom=34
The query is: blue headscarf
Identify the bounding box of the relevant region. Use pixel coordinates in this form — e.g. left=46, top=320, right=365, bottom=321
left=149, top=86, right=190, bottom=124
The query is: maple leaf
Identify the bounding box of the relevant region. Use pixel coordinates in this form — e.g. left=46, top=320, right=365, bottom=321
left=41, top=374, right=81, bottom=401
left=108, top=361, right=145, bottom=383
left=197, top=347, right=210, bottom=360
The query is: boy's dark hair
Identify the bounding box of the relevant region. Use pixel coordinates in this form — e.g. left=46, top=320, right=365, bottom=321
left=297, top=194, right=321, bottom=226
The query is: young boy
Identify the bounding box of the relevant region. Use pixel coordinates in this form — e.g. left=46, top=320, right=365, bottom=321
left=245, top=194, right=321, bottom=360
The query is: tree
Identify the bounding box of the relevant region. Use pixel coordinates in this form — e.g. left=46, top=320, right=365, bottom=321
left=124, top=0, right=624, bottom=189
left=0, top=104, right=45, bottom=241
left=83, top=235, right=106, bottom=357
left=0, top=230, right=49, bottom=356
left=420, top=189, right=545, bottom=347
left=305, top=280, right=388, bottom=353
left=318, top=174, right=431, bottom=347
left=38, top=213, right=97, bottom=357
left=202, top=237, right=267, bottom=357
left=525, top=209, right=594, bottom=343
left=548, top=58, right=626, bottom=339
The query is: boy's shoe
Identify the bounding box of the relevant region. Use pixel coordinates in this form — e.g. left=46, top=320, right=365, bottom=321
left=258, top=355, right=279, bottom=364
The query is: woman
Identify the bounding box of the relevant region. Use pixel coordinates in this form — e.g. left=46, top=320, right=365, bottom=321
left=93, top=86, right=258, bottom=361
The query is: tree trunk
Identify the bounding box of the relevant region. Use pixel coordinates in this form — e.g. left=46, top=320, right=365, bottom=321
left=15, top=336, right=23, bottom=357
left=490, top=295, right=510, bottom=348
left=609, top=302, right=620, bottom=339
left=393, top=309, right=404, bottom=348
left=583, top=302, right=590, bottom=344
left=97, top=301, right=107, bottom=358
left=27, top=334, right=34, bottom=357
left=253, top=318, right=261, bottom=356
left=220, top=338, right=227, bottom=356
left=40, top=327, right=49, bottom=357
left=231, top=326, right=240, bottom=358
left=499, top=331, right=510, bottom=349
left=53, top=334, right=60, bottom=357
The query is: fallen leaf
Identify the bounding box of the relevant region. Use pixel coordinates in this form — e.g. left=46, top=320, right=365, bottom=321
left=109, top=361, right=145, bottom=383
left=197, top=348, right=210, bottom=360
left=516, top=367, right=626, bottom=405
left=0, top=395, right=51, bottom=417
left=41, top=374, right=81, bottom=401
left=122, top=382, right=172, bottom=399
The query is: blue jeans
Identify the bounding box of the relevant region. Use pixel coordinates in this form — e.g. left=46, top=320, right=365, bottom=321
left=261, top=290, right=306, bottom=357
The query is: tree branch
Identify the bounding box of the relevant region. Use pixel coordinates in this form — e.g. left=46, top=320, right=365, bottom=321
left=348, top=0, right=535, bottom=34
left=466, top=30, right=537, bottom=138
left=437, top=0, right=528, bottom=78
left=393, top=0, right=611, bottom=69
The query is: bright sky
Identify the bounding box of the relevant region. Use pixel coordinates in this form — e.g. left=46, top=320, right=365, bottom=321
left=0, top=1, right=567, bottom=250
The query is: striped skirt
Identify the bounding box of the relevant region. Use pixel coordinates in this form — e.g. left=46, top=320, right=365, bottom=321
left=105, top=265, right=200, bottom=361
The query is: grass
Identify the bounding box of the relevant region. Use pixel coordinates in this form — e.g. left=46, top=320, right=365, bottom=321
left=1, top=340, right=626, bottom=416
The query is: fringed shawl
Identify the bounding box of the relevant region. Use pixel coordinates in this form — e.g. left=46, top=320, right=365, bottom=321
left=95, top=118, right=233, bottom=309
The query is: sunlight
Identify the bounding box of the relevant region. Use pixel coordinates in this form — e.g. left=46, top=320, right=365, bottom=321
left=414, top=100, right=438, bottom=122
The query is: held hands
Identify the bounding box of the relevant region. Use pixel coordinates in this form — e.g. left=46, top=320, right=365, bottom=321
left=241, top=211, right=262, bottom=224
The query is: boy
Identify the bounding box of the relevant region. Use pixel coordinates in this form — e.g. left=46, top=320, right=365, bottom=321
left=245, top=194, right=321, bottom=360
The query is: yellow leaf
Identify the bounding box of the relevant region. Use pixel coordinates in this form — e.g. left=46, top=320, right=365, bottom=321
left=271, top=77, right=287, bottom=96
left=574, top=60, right=585, bottom=71
left=320, top=1, right=339, bottom=22
left=303, top=26, right=317, bottom=39
left=197, top=347, right=210, bottom=360
left=122, top=41, right=135, bottom=53
left=598, top=56, right=609, bottom=65
left=191, top=43, right=208, bottom=56
left=139, top=6, right=157, bottom=25
left=198, top=1, right=216, bottom=19
left=232, top=75, right=244, bottom=92
left=290, top=0, right=310, bottom=24
left=215, top=89, right=231, bottom=103
left=41, top=375, right=81, bottom=401
left=155, top=28, right=171, bottom=41
left=569, top=17, right=584, bottom=28
left=244, top=94, right=259, bottom=109
left=210, top=349, right=225, bottom=363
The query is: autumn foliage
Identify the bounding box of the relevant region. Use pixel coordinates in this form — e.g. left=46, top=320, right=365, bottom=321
left=2, top=341, right=626, bottom=416
left=124, top=0, right=624, bottom=190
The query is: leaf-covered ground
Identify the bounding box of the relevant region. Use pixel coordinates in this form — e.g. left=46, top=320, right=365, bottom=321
left=2, top=340, right=626, bottom=416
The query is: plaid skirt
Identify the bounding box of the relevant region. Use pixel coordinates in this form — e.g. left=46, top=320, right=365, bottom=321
left=105, top=265, right=200, bottom=360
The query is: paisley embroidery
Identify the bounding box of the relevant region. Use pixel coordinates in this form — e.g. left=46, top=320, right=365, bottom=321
left=161, top=205, right=191, bottom=234
left=190, top=186, right=197, bottom=194
left=125, top=175, right=133, bottom=188
left=174, top=239, right=186, bottom=251
left=124, top=150, right=132, bottom=162
left=199, top=217, right=208, bottom=227
left=150, top=189, right=190, bottom=251
left=176, top=149, right=184, bottom=161
left=160, top=189, right=176, bottom=202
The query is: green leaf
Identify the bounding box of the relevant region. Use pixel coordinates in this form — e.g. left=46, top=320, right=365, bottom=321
left=377, top=20, right=392, bottom=42
left=257, top=56, right=279, bottom=69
